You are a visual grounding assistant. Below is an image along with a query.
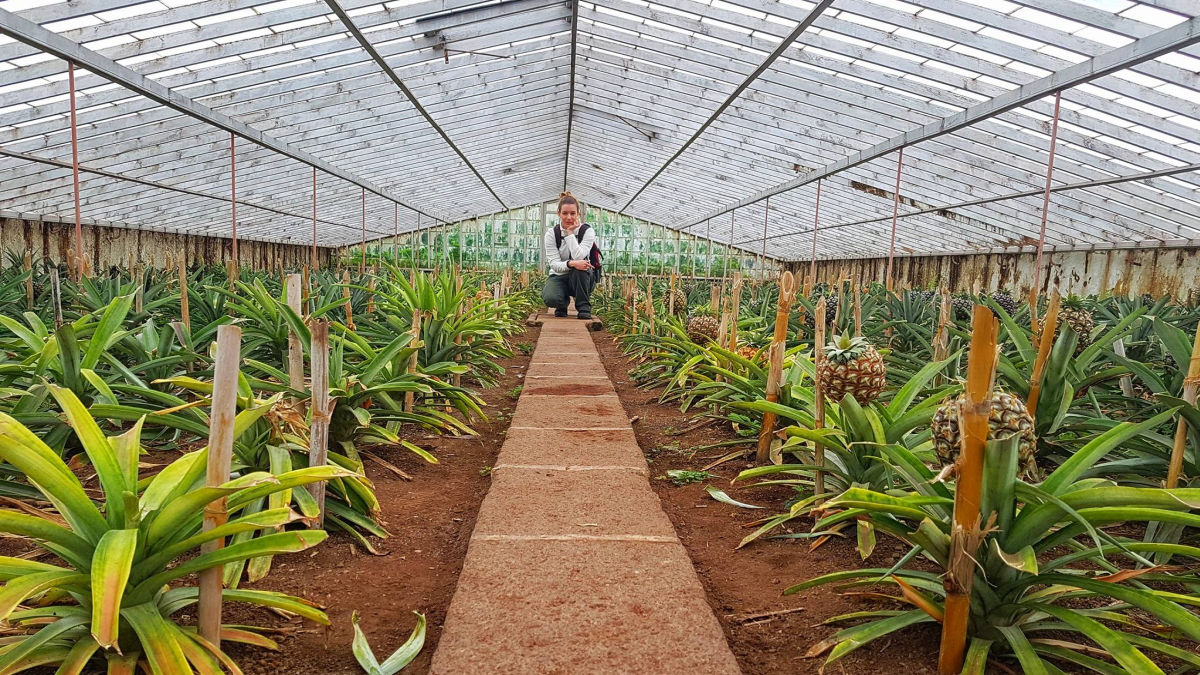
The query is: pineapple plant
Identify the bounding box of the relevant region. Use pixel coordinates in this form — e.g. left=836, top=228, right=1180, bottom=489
left=990, top=290, right=1018, bottom=316
left=817, top=334, right=886, bottom=404
left=804, top=293, right=839, bottom=327
left=950, top=294, right=974, bottom=319
left=931, top=391, right=1037, bottom=477
left=1057, top=294, right=1095, bottom=353
left=686, top=307, right=720, bottom=344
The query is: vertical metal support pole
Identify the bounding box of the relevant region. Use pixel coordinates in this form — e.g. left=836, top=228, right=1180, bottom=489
left=725, top=210, right=735, bottom=285
left=199, top=324, right=242, bottom=647
left=705, top=219, right=712, bottom=279
left=1030, top=91, right=1063, bottom=337
left=230, top=133, right=238, bottom=283
left=886, top=148, right=904, bottom=292
left=286, top=274, right=305, bottom=405
left=759, top=197, right=770, bottom=283
left=360, top=187, right=367, bottom=276
left=413, top=213, right=421, bottom=271
left=393, top=203, right=399, bottom=264
left=809, top=179, right=822, bottom=290
left=311, top=167, right=318, bottom=270
left=68, top=62, right=83, bottom=282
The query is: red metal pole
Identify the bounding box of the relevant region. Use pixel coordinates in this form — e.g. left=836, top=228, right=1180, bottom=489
left=1030, top=91, right=1063, bottom=336
left=809, top=179, right=822, bottom=287
left=68, top=62, right=83, bottom=281
left=360, top=187, right=366, bottom=276
left=230, top=133, right=238, bottom=274
left=311, top=167, right=318, bottom=270
left=886, top=147, right=904, bottom=292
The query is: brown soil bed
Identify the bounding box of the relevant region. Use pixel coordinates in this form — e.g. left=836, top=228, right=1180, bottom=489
left=591, top=331, right=943, bottom=675
left=222, top=326, right=539, bottom=675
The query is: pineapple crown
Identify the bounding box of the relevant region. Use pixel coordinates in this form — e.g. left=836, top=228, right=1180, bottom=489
left=823, top=333, right=873, bottom=363
left=1063, top=294, right=1087, bottom=309
left=689, top=305, right=716, bottom=318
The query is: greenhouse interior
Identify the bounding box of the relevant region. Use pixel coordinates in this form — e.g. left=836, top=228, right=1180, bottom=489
left=1, top=0, right=1199, bottom=673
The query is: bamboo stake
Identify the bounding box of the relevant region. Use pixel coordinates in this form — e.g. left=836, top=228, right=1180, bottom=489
left=852, top=274, right=862, bottom=337
left=342, top=269, right=354, bottom=330
left=813, top=297, right=828, bottom=498
left=1026, top=292, right=1062, bottom=420
left=301, top=266, right=310, bottom=315
left=668, top=274, right=677, bottom=316
left=133, top=262, right=144, bottom=314
left=198, top=324, right=242, bottom=647
left=308, top=320, right=331, bottom=527
left=938, top=305, right=998, bottom=675
left=710, top=284, right=720, bottom=314
left=1167, top=321, right=1200, bottom=489
left=756, top=271, right=799, bottom=464
left=728, top=275, right=744, bottom=349
left=933, top=290, right=951, bottom=378
left=286, top=274, right=305, bottom=407
left=367, top=277, right=376, bottom=315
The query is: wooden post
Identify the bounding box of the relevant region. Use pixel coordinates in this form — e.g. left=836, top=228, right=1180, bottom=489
left=23, top=251, right=33, bottom=311
left=367, top=277, right=376, bottom=315
left=301, top=266, right=310, bottom=316
left=1167, top=321, right=1200, bottom=489
left=852, top=274, right=862, bottom=337
left=1113, top=338, right=1135, bottom=398
left=1026, top=292, right=1061, bottom=420
left=50, top=267, right=63, bottom=329
left=286, top=274, right=305, bottom=400
left=728, top=275, right=743, bottom=349
left=179, top=263, right=190, bottom=331
left=710, top=284, right=720, bottom=314
left=938, top=306, right=998, bottom=675
left=933, top=290, right=951, bottom=388
left=342, top=269, right=354, bottom=330
left=403, top=311, right=422, bottom=411
left=813, top=297, right=828, bottom=497
left=308, top=320, right=331, bottom=527
left=756, top=272, right=799, bottom=464
left=668, top=273, right=677, bottom=316
left=198, top=324, right=242, bottom=647
left=133, top=262, right=144, bottom=314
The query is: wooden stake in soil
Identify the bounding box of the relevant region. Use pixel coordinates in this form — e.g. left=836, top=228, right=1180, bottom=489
left=286, top=274, right=305, bottom=403
left=301, top=266, right=311, bottom=315
left=1026, top=291, right=1061, bottom=420
left=23, top=251, right=32, bottom=311
left=728, top=275, right=744, bottom=349
left=1167, top=320, right=1200, bottom=489
left=852, top=274, right=862, bottom=337
left=179, top=263, right=190, bottom=331
left=404, top=310, right=422, bottom=412
left=668, top=274, right=677, bottom=316
left=198, top=324, right=242, bottom=647
left=938, top=306, right=998, bottom=675
left=813, top=297, right=828, bottom=498
left=308, top=320, right=331, bottom=527
left=342, top=269, right=354, bottom=330
left=756, top=271, right=800, bottom=464
left=710, top=284, right=720, bottom=314
left=1113, top=338, right=1135, bottom=398
left=50, top=267, right=63, bottom=329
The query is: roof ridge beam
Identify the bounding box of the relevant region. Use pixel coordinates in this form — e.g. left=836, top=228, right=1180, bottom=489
left=676, top=13, right=1200, bottom=230
left=322, top=0, right=509, bottom=212
left=616, top=0, right=835, bottom=212
left=0, top=7, right=450, bottom=225
left=562, top=0, right=581, bottom=192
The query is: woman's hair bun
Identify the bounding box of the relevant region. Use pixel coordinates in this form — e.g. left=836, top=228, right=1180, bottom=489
left=559, top=191, right=574, bottom=199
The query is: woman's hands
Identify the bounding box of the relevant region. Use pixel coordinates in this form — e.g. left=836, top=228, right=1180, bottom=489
left=568, top=259, right=593, bottom=271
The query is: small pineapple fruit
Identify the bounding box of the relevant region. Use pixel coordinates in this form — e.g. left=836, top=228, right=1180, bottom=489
left=951, top=295, right=975, bottom=319
left=1057, top=295, right=1095, bottom=353
left=666, top=288, right=688, bottom=316
left=990, top=291, right=1018, bottom=316
left=931, top=391, right=1037, bottom=478
left=736, top=345, right=762, bottom=362
left=804, top=294, right=839, bottom=328
left=686, top=308, right=720, bottom=344
left=818, top=334, right=887, bottom=404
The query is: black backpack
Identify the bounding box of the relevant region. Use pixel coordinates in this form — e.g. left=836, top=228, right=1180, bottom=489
left=554, top=223, right=603, bottom=280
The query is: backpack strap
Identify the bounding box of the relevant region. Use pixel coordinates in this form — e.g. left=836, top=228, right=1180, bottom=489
left=553, top=224, right=563, bottom=250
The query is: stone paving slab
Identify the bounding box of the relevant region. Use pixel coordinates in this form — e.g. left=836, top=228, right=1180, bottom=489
left=520, top=378, right=615, bottom=396
left=498, top=428, right=644, bottom=467
left=472, top=468, right=676, bottom=538
left=510, top=394, right=629, bottom=429
left=525, top=360, right=610, bottom=378
left=430, top=539, right=740, bottom=675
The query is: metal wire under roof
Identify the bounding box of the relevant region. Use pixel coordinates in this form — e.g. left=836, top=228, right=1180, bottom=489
left=0, top=0, right=1197, bottom=261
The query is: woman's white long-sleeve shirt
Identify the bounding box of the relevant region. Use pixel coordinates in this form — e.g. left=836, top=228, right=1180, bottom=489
left=543, top=225, right=595, bottom=275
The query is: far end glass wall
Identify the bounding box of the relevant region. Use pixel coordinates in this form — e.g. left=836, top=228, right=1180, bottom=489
left=358, top=203, right=783, bottom=278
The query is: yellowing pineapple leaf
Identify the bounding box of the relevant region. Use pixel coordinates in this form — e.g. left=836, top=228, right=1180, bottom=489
left=91, top=529, right=138, bottom=648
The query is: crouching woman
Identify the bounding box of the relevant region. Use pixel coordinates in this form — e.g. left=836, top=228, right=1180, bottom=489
left=542, top=191, right=598, bottom=320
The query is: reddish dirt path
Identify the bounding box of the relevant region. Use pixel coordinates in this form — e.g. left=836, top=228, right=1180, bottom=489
left=431, top=315, right=739, bottom=673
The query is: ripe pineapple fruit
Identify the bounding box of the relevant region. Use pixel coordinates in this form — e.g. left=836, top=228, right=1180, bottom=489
left=665, top=288, right=688, bottom=316
left=736, top=345, right=762, bottom=361
left=686, top=308, right=720, bottom=344
left=1057, top=296, right=1095, bottom=353
left=990, top=290, right=1018, bottom=316
left=817, top=334, right=887, bottom=404
left=931, top=391, right=1037, bottom=477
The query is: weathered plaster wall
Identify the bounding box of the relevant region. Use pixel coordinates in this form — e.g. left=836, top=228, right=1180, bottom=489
left=785, top=247, right=1200, bottom=304
left=0, top=217, right=334, bottom=270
